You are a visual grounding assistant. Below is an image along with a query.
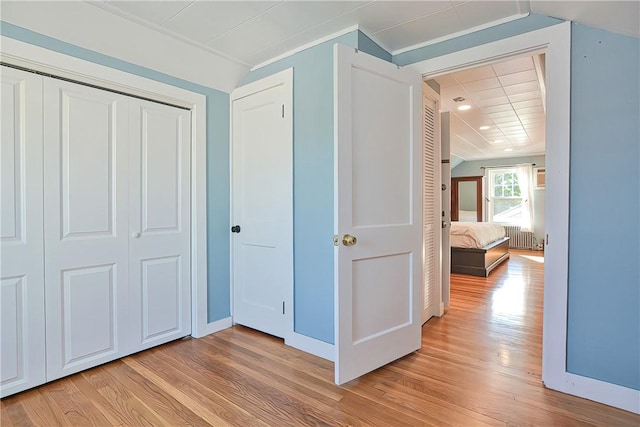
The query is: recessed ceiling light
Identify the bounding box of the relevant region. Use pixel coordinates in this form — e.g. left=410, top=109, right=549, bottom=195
left=494, top=139, right=503, bottom=144
left=457, top=105, right=471, bottom=111
left=504, top=148, right=513, bottom=152
left=479, top=125, right=491, bottom=130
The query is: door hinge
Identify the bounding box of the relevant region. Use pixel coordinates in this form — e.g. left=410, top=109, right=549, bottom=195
left=282, top=104, right=284, bottom=118
left=546, top=234, right=549, bottom=245
left=282, top=301, right=285, bottom=314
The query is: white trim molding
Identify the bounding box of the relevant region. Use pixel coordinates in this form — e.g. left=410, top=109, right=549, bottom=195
left=408, top=22, right=639, bottom=415
left=286, top=333, right=335, bottom=362
left=1, top=36, right=213, bottom=341
left=198, top=317, right=234, bottom=337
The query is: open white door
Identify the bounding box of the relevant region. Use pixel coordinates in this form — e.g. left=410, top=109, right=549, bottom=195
left=334, top=45, right=422, bottom=385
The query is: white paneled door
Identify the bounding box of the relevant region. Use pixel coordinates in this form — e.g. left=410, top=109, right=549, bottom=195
left=0, top=67, right=46, bottom=397
left=334, top=45, right=423, bottom=385
left=42, top=78, right=191, bottom=381
left=231, top=69, right=293, bottom=339
left=43, top=79, right=132, bottom=380
left=128, top=99, right=191, bottom=351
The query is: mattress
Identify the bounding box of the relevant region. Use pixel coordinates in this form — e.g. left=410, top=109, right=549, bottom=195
left=450, top=222, right=506, bottom=249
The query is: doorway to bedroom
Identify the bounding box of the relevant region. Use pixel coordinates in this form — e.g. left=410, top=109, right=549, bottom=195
left=422, top=53, right=548, bottom=381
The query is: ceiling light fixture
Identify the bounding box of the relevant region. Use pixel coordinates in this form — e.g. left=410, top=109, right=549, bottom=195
left=504, top=148, right=513, bottom=152
left=494, top=139, right=503, bottom=144
left=457, top=105, right=471, bottom=111
left=453, top=96, right=466, bottom=102
left=479, top=125, right=490, bottom=130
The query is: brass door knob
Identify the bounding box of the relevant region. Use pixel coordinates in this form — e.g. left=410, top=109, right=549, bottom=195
left=342, top=234, right=357, bottom=246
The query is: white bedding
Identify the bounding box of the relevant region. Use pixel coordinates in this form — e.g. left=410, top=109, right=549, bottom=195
left=450, top=222, right=506, bottom=249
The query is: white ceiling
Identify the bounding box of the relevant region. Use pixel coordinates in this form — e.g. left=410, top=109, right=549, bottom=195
left=91, top=1, right=640, bottom=69
left=88, top=0, right=637, bottom=162
left=436, top=54, right=546, bottom=161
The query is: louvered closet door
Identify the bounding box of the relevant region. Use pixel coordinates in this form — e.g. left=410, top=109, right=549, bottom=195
left=422, top=83, right=442, bottom=323
left=0, top=67, right=45, bottom=397
left=128, top=99, right=191, bottom=352
left=43, top=79, right=131, bottom=381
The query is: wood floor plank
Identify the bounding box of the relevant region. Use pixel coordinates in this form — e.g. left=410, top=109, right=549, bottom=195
left=2, top=250, right=639, bottom=426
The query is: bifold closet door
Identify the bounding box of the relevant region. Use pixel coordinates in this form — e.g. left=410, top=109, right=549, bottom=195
left=0, top=67, right=46, bottom=397
left=43, top=79, right=131, bottom=381
left=128, top=99, right=191, bottom=352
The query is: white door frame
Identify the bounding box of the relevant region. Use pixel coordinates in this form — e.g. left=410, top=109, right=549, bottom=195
left=408, top=22, right=639, bottom=414
left=229, top=68, right=294, bottom=342
left=0, top=36, right=214, bottom=339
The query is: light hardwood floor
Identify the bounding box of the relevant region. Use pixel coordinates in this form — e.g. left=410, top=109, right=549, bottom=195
left=2, top=250, right=639, bottom=426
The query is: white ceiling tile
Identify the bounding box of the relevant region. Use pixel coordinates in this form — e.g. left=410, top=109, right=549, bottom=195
left=453, top=66, right=496, bottom=83
left=516, top=105, right=544, bottom=115
left=512, top=99, right=543, bottom=109
left=477, top=96, right=509, bottom=107
left=473, top=87, right=506, bottom=100
left=357, top=1, right=453, bottom=33
left=504, top=81, right=540, bottom=96
left=454, top=0, right=525, bottom=28
left=481, top=104, right=513, bottom=114
left=518, top=113, right=544, bottom=122
left=374, top=6, right=465, bottom=51
left=508, top=90, right=541, bottom=103
left=104, top=0, right=194, bottom=25
left=488, top=111, right=518, bottom=120
left=462, top=77, right=501, bottom=93
left=497, top=69, right=538, bottom=86
left=493, top=119, right=520, bottom=127
left=435, top=74, right=460, bottom=88
left=163, top=1, right=279, bottom=43
left=492, top=56, right=534, bottom=75
left=208, top=1, right=365, bottom=61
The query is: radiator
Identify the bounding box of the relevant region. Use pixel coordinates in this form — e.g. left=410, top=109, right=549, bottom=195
left=503, top=225, right=535, bottom=249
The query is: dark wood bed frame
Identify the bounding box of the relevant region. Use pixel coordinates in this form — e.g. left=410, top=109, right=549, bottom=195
left=451, top=237, right=510, bottom=277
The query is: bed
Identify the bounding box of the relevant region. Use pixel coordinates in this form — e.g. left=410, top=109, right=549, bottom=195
left=450, top=222, right=510, bottom=277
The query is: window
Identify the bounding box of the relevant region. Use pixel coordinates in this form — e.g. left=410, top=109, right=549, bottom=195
left=487, top=167, right=531, bottom=229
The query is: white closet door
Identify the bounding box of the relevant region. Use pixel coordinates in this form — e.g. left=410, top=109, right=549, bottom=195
left=43, top=79, right=131, bottom=381
left=422, top=84, right=442, bottom=323
left=231, top=70, right=293, bottom=340
left=128, top=100, right=191, bottom=351
left=0, top=67, right=45, bottom=397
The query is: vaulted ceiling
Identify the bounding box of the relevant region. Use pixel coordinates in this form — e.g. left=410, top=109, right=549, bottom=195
left=435, top=54, right=546, bottom=161
left=92, top=1, right=639, bottom=69
left=85, top=1, right=638, bottom=162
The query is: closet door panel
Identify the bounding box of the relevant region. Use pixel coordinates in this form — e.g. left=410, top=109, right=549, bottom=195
left=43, top=79, right=130, bottom=380
left=129, top=101, right=191, bottom=350
left=0, top=68, right=45, bottom=398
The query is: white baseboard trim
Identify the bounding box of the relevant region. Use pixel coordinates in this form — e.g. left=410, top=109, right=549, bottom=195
left=192, top=316, right=232, bottom=338
left=286, top=332, right=334, bottom=362
left=545, top=372, right=640, bottom=414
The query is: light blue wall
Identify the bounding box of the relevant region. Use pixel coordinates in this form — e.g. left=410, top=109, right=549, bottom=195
left=358, top=31, right=392, bottom=62
left=240, top=31, right=359, bottom=344
left=1, top=22, right=231, bottom=323
left=567, top=24, right=640, bottom=390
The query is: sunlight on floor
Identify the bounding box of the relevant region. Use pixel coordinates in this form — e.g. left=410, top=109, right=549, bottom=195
left=521, top=254, right=544, bottom=263
left=492, top=276, right=526, bottom=321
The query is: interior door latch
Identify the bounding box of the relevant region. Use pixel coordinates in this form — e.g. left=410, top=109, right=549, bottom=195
left=231, top=225, right=241, bottom=233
